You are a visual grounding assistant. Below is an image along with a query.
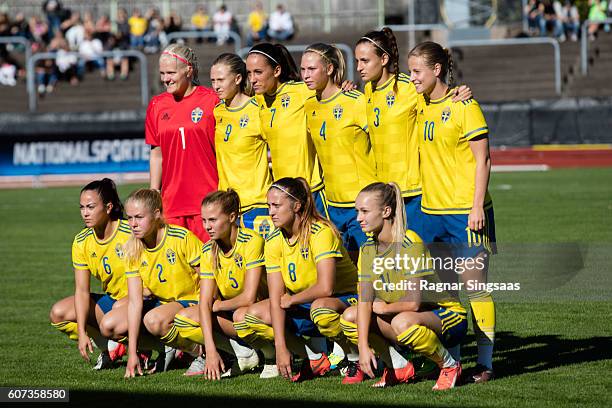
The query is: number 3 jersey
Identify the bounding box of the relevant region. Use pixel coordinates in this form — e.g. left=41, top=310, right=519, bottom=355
left=125, top=225, right=202, bottom=303
left=72, top=219, right=131, bottom=300
left=416, top=89, right=492, bottom=214
left=199, top=228, right=265, bottom=300
left=145, top=86, right=220, bottom=218
left=264, top=221, right=357, bottom=295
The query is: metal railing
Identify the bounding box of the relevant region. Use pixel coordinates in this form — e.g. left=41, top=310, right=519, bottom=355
left=0, top=36, right=31, bottom=94
left=26, top=49, right=148, bottom=112
left=581, top=18, right=612, bottom=75
left=378, top=24, right=449, bottom=53
left=238, top=43, right=355, bottom=83
left=448, top=38, right=561, bottom=95
left=166, top=31, right=242, bottom=54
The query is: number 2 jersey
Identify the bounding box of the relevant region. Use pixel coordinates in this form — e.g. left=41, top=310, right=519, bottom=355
left=125, top=225, right=202, bottom=303
left=145, top=86, right=220, bottom=218
left=72, top=219, right=131, bottom=300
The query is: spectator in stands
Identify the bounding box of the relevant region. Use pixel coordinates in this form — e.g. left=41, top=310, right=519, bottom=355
left=191, top=5, right=211, bottom=43
left=42, top=0, right=67, bottom=37
left=588, top=0, right=609, bottom=40
left=10, top=12, right=31, bottom=39
left=247, top=1, right=267, bottom=46
left=60, top=9, right=80, bottom=34
left=540, top=0, right=564, bottom=39
left=64, top=12, right=84, bottom=51
left=144, top=8, right=165, bottom=54
left=35, top=45, right=58, bottom=95
left=555, top=1, right=580, bottom=42
left=128, top=8, right=148, bottom=49
left=164, top=10, right=183, bottom=36
left=77, top=29, right=105, bottom=79
left=106, top=8, right=130, bottom=81
left=213, top=4, right=233, bottom=45
left=525, top=0, right=543, bottom=35
left=82, top=11, right=96, bottom=34
left=0, top=57, right=17, bottom=86
left=95, top=14, right=112, bottom=47
left=267, top=3, right=294, bottom=41
left=50, top=30, right=78, bottom=85
left=29, top=15, right=50, bottom=50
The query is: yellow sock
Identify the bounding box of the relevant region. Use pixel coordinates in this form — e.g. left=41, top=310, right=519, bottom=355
left=310, top=308, right=342, bottom=338
left=244, top=313, right=275, bottom=342
left=397, top=325, right=455, bottom=367
left=339, top=317, right=358, bottom=345
left=468, top=291, right=496, bottom=343
left=51, top=321, right=79, bottom=341
left=173, top=315, right=204, bottom=346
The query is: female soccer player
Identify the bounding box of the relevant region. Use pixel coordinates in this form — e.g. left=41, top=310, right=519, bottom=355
left=98, top=189, right=202, bottom=377
left=210, top=53, right=273, bottom=238
left=340, top=182, right=467, bottom=390
left=355, top=28, right=471, bottom=237
left=49, top=178, right=130, bottom=369
left=146, top=44, right=219, bottom=242
left=408, top=41, right=497, bottom=383
left=245, top=43, right=327, bottom=216
left=300, top=43, right=376, bottom=256
left=173, top=189, right=263, bottom=380
left=242, top=177, right=358, bottom=382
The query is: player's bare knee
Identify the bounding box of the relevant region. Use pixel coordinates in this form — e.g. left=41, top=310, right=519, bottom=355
left=49, top=302, right=65, bottom=323
left=391, top=314, right=419, bottom=334
left=342, top=305, right=357, bottom=323
left=233, top=307, right=247, bottom=322
left=98, top=316, right=115, bottom=337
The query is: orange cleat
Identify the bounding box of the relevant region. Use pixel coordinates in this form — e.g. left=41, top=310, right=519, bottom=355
left=291, top=353, right=331, bottom=382
left=433, top=363, right=462, bottom=390
left=372, top=362, right=416, bottom=388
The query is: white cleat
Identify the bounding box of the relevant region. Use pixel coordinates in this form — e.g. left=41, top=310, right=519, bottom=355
left=259, top=364, right=279, bottom=379
left=237, top=351, right=260, bottom=373
left=184, top=356, right=206, bottom=377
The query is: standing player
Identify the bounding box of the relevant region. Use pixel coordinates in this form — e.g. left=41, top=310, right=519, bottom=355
left=301, top=43, right=376, bottom=257
left=408, top=41, right=497, bottom=383
left=242, top=177, right=358, bottom=382
left=355, top=28, right=471, bottom=236
left=146, top=44, right=219, bottom=242
left=210, top=53, right=273, bottom=238
left=49, top=178, right=129, bottom=369
left=173, top=189, right=263, bottom=379
left=98, top=189, right=202, bottom=377
left=341, top=182, right=467, bottom=390
left=245, top=43, right=327, bottom=216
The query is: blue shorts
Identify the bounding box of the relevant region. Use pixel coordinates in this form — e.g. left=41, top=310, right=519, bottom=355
left=421, top=206, right=497, bottom=258
left=287, top=294, right=357, bottom=337
left=240, top=207, right=273, bottom=239
left=90, top=293, right=117, bottom=314
left=404, top=195, right=426, bottom=238
left=313, top=189, right=329, bottom=220
left=327, top=205, right=367, bottom=251
left=143, top=298, right=198, bottom=314
left=432, top=307, right=468, bottom=348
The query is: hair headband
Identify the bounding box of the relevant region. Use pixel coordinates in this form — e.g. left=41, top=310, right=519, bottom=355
left=305, top=48, right=332, bottom=64
left=162, top=51, right=192, bottom=67
left=248, top=49, right=279, bottom=66
left=270, top=184, right=300, bottom=202
left=360, top=36, right=390, bottom=56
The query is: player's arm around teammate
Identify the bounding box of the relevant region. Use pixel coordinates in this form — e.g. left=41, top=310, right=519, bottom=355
left=173, top=189, right=263, bottom=380
left=300, top=43, right=376, bottom=260
left=50, top=179, right=130, bottom=368
left=408, top=41, right=496, bottom=383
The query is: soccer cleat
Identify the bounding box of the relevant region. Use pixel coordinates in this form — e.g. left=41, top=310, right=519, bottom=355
left=237, top=350, right=260, bottom=373
left=372, top=362, right=416, bottom=388
left=414, top=357, right=439, bottom=379
left=291, top=353, right=331, bottom=382
left=92, top=351, right=113, bottom=370
left=341, top=361, right=365, bottom=384
left=433, top=363, right=462, bottom=390
left=109, top=342, right=126, bottom=362
left=470, top=364, right=494, bottom=384
left=184, top=356, right=206, bottom=377
left=259, top=363, right=280, bottom=379
left=328, top=352, right=345, bottom=370
left=138, top=350, right=153, bottom=371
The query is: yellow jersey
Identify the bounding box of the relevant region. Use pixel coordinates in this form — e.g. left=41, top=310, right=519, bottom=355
left=72, top=219, right=131, bottom=300
left=199, top=228, right=265, bottom=300
left=265, top=221, right=357, bottom=295
left=125, top=225, right=202, bottom=303
left=417, top=90, right=492, bottom=214
left=214, top=98, right=273, bottom=212
left=248, top=11, right=266, bottom=32
left=358, top=230, right=464, bottom=312
left=255, top=81, right=323, bottom=191
left=364, top=73, right=421, bottom=197
left=305, top=90, right=377, bottom=207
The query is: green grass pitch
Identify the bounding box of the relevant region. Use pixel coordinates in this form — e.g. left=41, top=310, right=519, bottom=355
left=0, top=167, right=610, bottom=407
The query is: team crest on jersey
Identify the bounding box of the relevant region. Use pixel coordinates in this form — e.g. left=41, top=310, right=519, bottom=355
left=191, top=107, right=204, bottom=123
left=166, top=249, right=177, bottom=265
left=386, top=91, right=395, bottom=108
left=234, top=254, right=243, bottom=269
left=441, top=107, right=451, bottom=123
left=281, top=94, right=291, bottom=109
left=300, top=247, right=309, bottom=260
left=333, top=104, right=343, bottom=120
left=239, top=114, right=249, bottom=128
left=258, top=219, right=271, bottom=239
left=115, top=243, right=125, bottom=259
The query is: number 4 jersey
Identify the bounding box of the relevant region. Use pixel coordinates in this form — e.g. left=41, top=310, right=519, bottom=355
left=145, top=86, right=220, bottom=218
